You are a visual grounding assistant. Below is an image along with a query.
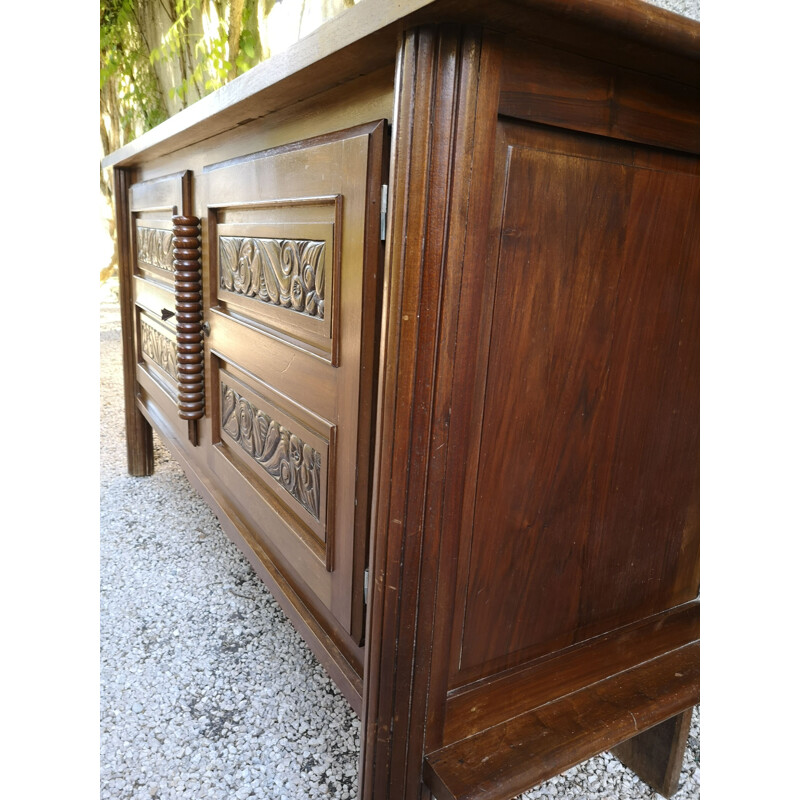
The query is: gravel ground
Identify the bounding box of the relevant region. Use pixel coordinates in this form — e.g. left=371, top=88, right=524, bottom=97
left=100, top=286, right=699, bottom=800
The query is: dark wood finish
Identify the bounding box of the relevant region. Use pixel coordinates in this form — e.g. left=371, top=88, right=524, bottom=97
left=449, top=117, right=700, bottom=685
left=132, top=391, right=364, bottom=711
left=172, top=213, right=203, bottom=444
left=498, top=37, right=699, bottom=153
left=104, top=3, right=700, bottom=799
left=114, top=167, right=154, bottom=476
left=423, top=643, right=699, bottom=800
left=612, top=708, right=694, bottom=798
left=443, top=601, right=699, bottom=744
left=202, top=121, right=386, bottom=656
left=361, top=26, right=505, bottom=800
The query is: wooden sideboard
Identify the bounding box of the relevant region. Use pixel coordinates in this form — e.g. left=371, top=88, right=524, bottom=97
left=102, top=2, right=700, bottom=798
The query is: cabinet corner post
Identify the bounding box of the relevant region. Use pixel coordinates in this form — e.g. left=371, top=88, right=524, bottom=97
left=113, top=166, right=154, bottom=476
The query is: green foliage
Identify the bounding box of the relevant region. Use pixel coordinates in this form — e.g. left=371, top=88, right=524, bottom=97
left=101, top=0, right=264, bottom=143
left=153, top=0, right=262, bottom=102
left=100, top=0, right=167, bottom=142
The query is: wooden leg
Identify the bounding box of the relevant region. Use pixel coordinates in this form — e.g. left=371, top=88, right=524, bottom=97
left=125, top=404, right=154, bottom=476
left=611, top=708, right=693, bottom=798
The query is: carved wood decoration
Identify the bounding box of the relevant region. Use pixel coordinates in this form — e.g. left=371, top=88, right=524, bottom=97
left=203, top=121, right=386, bottom=644
left=139, top=318, right=179, bottom=381
left=137, top=226, right=175, bottom=272
left=219, top=236, right=326, bottom=319
left=172, top=214, right=204, bottom=445
left=220, top=381, right=323, bottom=520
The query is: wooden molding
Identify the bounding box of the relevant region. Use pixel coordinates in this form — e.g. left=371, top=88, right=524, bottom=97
left=172, top=213, right=205, bottom=444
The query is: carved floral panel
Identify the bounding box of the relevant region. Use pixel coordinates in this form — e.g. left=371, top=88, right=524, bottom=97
left=221, top=382, right=323, bottom=520
left=219, top=236, right=326, bottom=319
left=140, top=319, right=178, bottom=380
left=137, top=226, right=174, bottom=272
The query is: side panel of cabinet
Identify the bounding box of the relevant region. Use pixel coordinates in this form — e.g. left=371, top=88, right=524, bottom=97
left=200, top=122, right=387, bottom=649
left=448, top=120, right=700, bottom=687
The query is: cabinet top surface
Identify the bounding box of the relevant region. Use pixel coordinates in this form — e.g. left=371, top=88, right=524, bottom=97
left=101, top=0, right=699, bottom=170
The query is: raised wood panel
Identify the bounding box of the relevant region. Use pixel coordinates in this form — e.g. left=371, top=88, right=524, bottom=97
left=217, top=365, right=334, bottom=568
left=138, top=312, right=179, bottom=393
left=130, top=169, right=191, bottom=211
left=213, top=201, right=340, bottom=362
left=133, top=373, right=364, bottom=711
left=450, top=118, right=700, bottom=685
left=132, top=275, right=175, bottom=324
left=135, top=221, right=175, bottom=279
left=136, top=363, right=189, bottom=443
left=202, top=121, right=387, bottom=646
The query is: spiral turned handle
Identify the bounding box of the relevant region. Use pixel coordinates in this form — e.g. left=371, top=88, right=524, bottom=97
left=172, top=214, right=204, bottom=433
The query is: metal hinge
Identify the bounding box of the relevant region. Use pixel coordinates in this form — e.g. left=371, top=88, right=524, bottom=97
left=380, top=184, right=389, bottom=242
left=364, top=568, right=370, bottom=604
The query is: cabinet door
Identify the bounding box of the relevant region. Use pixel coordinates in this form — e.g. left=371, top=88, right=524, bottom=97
left=202, top=121, right=387, bottom=642
left=129, top=171, right=203, bottom=447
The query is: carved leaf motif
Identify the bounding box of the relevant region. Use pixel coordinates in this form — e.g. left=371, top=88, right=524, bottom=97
left=300, top=443, right=320, bottom=518
left=237, top=397, right=255, bottom=453
left=219, top=237, right=239, bottom=292
left=221, top=384, right=239, bottom=438
left=137, top=227, right=174, bottom=272
left=290, top=275, right=305, bottom=311
left=140, top=319, right=178, bottom=380
left=219, top=236, right=326, bottom=320
left=234, top=239, right=256, bottom=296
left=306, top=242, right=325, bottom=300
left=255, top=239, right=281, bottom=305
left=220, top=382, right=323, bottom=520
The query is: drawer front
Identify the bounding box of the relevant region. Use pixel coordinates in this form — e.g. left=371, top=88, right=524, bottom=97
left=202, top=121, right=387, bottom=642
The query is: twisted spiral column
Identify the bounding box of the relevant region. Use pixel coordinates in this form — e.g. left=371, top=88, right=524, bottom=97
left=172, top=214, right=204, bottom=440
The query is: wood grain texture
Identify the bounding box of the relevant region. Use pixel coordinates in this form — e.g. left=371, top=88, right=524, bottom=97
left=219, top=379, right=327, bottom=526
left=136, top=66, right=395, bottom=187
left=443, top=601, right=699, bottom=744
left=106, top=6, right=701, bottom=799
left=360, top=24, right=503, bottom=800
left=450, top=119, right=700, bottom=685
left=216, top=212, right=338, bottom=362
left=115, top=166, right=154, bottom=476
left=132, top=392, right=364, bottom=711
left=129, top=171, right=200, bottom=448
left=202, top=121, right=386, bottom=651
left=612, top=708, right=693, bottom=797
left=424, top=644, right=699, bottom=800
left=139, top=314, right=179, bottom=384
left=498, top=37, right=699, bottom=153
